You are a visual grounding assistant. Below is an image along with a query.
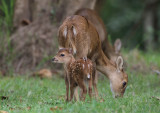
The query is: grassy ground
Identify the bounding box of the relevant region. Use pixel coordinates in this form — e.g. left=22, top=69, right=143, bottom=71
left=0, top=51, right=160, bottom=113
left=0, top=1, right=160, bottom=112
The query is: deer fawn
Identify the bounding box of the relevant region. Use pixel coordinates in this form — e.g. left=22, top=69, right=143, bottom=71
left=52, top=48, right=98, bottom=101
left=58, top=15, right=128, bottom=99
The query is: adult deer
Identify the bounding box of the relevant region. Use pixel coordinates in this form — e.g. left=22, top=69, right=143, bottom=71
left=75, top=8, right=122, bottom=63
left=58, top=15, right=128, bottom=99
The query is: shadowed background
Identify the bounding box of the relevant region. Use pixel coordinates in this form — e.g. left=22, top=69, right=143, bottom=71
left=0, top=0, right=160, bottom=75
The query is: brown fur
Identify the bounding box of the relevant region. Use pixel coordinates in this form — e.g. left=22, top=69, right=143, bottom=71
left=75, top=8, right=122, bottom=63
left=52, top=48, right=98, bottom=101
left=58, top=15, right=128, bottom=98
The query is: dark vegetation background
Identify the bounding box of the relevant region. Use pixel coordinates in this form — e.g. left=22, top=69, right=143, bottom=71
left=0, top=1, right=160, bottom=113
left=99, top=0, right=160, bottom=50
left=0, top=0, right=160, bottom=75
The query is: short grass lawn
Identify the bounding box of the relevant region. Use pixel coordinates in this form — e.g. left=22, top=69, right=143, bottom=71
left=0, top=51, right=160, bottom=113
left=0, top=72, right=160, bottom=113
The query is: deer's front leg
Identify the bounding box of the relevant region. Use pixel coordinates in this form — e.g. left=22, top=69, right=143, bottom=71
left=93, top=71, right=99, bottom=98
left=70, top=81, right=77, bottom=101
left=65, top=74, right=69, bottom=102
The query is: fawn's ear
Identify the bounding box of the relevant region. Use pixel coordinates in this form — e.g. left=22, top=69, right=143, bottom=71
left=114, top=39, right=122, bottom=54
left=116, top=56, right=123, bottom=72
left=68, top=48, right=73, bottom=54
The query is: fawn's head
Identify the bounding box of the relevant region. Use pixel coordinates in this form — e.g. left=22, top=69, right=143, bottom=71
left=110, top=56, right=128, bottom=98
left=52, top=48, right=74, bottom=64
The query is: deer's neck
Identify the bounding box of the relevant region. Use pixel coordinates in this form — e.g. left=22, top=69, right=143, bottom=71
left=96, top=50, right=117, bottom=79
left=65, top=56, right=75, bottom=70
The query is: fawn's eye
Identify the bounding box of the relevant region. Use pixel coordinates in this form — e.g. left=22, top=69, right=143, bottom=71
left=122, top=82, right=126, bottom=88
left=60, top=54, right=65, bottom=57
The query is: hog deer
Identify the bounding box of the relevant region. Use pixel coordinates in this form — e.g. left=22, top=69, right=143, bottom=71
left=52, top=48, right=97, bottom=101
left=58, top=15, right=128, bottom=99
left=75, top=8, right=122, bottom=63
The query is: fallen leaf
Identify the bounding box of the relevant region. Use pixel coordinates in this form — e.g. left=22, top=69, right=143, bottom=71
left=9, top=108, right=15, bottom=111
left=9, top=107, right=24, bottom=110
left=151, top=96, right=160, bottom=100
left=1, top=96, right=8, bottom=100
left=59, top=107, right=62, bottom=110
left=54, top=106, right=58, bottom=109
left=99, top=98, right=104, bottom=103
left=32, top=69, right=52, bottom=79
left=0, top=110, right=8, bottom=113
left=27, top=106, right=31, bottom=110
left=50, top=106, right=62, bottom=111
left=50, top=107, right=54, bottom=111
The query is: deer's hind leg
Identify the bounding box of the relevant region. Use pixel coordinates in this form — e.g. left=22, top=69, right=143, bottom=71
left=73, top=86, right=79, bottom=101
left=93, top=67, right=99, bottom=98
left=88, top=77, right=93, bottom=99
left=70, top=81, right=77, bottom=101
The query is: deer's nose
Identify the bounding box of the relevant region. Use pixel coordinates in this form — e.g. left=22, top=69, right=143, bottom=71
left=51, top=58, right=55, bottom=62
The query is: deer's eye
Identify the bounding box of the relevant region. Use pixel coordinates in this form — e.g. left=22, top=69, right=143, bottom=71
left=60, top=54, right=65, bottom=57
left=122, top=82, right=126, bottom=88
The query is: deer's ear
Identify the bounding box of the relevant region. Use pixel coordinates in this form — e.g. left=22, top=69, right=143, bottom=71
left=114, top=39, right=121, bottom=54
left=116, top=56, right=123, bottom=72
left=68, top=48, right=73, bottom=54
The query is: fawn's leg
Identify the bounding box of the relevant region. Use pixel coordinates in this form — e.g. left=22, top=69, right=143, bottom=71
left=70, top=82, right=77, bottom=101
left=74, top=87, right=79, bottom=101
left=77, top=79, right=87, bottom=101
left=64, top=71, right=69, bottom=102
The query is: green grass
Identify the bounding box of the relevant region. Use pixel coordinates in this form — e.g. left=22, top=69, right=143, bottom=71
left=0, top=72, right=160, bottom=113
left=0, top=51, right=160, bottom=113
left=0, top=0, right=15, bottom=74
left=0, top=0, right=14, bottom=30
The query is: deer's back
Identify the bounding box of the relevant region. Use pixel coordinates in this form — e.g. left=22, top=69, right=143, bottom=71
left=58, top=15, right=101, bottom=60
left=75, top=8, right=107, bottom=42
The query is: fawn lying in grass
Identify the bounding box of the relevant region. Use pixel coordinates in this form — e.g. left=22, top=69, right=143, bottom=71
left=52, top=48, right=98, bottom=101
